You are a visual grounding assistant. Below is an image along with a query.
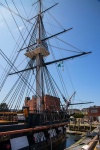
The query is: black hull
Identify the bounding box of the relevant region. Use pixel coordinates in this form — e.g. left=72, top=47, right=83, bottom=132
left=0, top=133, right=66, bottom=150
left=0, top=122, right=67, bottom=150
left=30, top=134, right=66, bottom=150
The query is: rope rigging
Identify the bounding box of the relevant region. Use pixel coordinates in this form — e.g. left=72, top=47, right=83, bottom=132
left=48, top=44, right=82, bottom=53
left=0, top=49, right=42, bottom=99
left=9, top=68, right=30, bottom=108
left=41, top=2, right=90, bottom=106
left=1, top=58, right=37, bottom=109
left=46, top=67, right=66, bottom=99
left=38, top=0, right=92, bottom=107
left=19, top=0, right=29, bottom=19
left=43, top=66, right=64, bottom=110
left=42, top=2, right=65, bottom=30
left=43, top=1, right=85, bottom=53
left=44, top=15, right=67, bottom=98
left=0, top=1, right=38, bottom=92
left=43, top=4, right=83, bottom=100
left=0, top=5, right=23, bottom=91
left=46, top=31, right=85, bottom=53
left=5, top=0, right=28, bottom=48
left=0, top=0, right=91, bottom=112
left=11, top=0, right=30, bottom=34
left=13, top=70, right=31, bottom=110
left=0, top=1, right=33, bottom=24
left=48, top=39, right=69, bottom=98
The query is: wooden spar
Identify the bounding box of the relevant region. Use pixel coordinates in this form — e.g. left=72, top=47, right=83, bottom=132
left=0, top=122, right=68, bottom=136
left=9, top=52, right=91, bottom=75
left=29, top=3, right=58, bottom=21
left=19, top=28, right=72, bottom=52
left=44, top=52, right=91, bottom=66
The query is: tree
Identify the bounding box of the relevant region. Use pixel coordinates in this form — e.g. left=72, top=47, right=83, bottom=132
left=74, top=113, right=84, bottom=118
left=0, top=103, right=9, bottom=111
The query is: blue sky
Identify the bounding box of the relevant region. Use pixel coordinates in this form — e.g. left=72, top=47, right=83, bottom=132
left=58, top=0, right=100, bottom=108
left=0, top=0, right=100, bottom=109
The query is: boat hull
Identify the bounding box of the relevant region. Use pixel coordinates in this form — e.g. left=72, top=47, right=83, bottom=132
left=0, top=122, right=67, bottom=150
left=0, top=123, right=67, bottom=150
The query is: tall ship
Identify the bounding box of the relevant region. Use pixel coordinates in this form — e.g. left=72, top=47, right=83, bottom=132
left=0, top=0, right=91, bottom=150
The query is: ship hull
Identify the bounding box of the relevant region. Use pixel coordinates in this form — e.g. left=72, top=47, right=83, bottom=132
left=0, top=123, right=67, bottom=150
left=30, top=133, right=66, bottom=150
left=0, top=134, right=66, bottom=150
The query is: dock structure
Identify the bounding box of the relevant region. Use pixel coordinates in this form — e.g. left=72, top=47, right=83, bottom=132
left=68, top=123, right=97, bottom=132
left=65, top=124, right=100, bottom=150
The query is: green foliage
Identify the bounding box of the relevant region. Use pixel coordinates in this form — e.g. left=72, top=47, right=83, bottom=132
left=17, top=110, right=23, bottom=113
left=74, top=113, right=84, bottom=118
left=0, top=103, right=9, bottom=111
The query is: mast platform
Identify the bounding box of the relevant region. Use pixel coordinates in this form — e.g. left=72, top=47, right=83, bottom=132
left=25, top=45, right=50, bottom=59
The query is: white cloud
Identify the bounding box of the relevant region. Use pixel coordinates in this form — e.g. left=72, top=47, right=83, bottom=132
left=14, top=26, right=25, bottom=32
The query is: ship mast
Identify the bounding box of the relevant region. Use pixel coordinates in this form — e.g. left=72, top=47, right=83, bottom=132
left=5, top=0, right=91, bottom=113
left=36, top=0, right=42, bottom=113
left=38, top=0, right=41, bottom=40
left=25, top=0, right=50, bottom=113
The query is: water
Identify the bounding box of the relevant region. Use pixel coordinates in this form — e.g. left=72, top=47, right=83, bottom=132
left=66, top=134, right=81, bottom=148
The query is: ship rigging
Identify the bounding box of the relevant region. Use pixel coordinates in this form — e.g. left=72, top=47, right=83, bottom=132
left=0, top=1, right=92, bottom=149
left=0, top=0, right=91, bottom=113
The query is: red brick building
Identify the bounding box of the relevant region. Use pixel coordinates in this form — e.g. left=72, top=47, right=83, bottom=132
left=25, top=96, right=37, bottom=113
left=88, top=106, right=100, bottom=121
left=24, top=95, right=60, bottom=112
left=44, top=95, right=60, bottom=112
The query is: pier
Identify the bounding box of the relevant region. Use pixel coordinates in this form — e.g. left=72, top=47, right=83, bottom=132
left=68, top=123, right=96, bottom=132
left=65, top=124, right=100, bottom=150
